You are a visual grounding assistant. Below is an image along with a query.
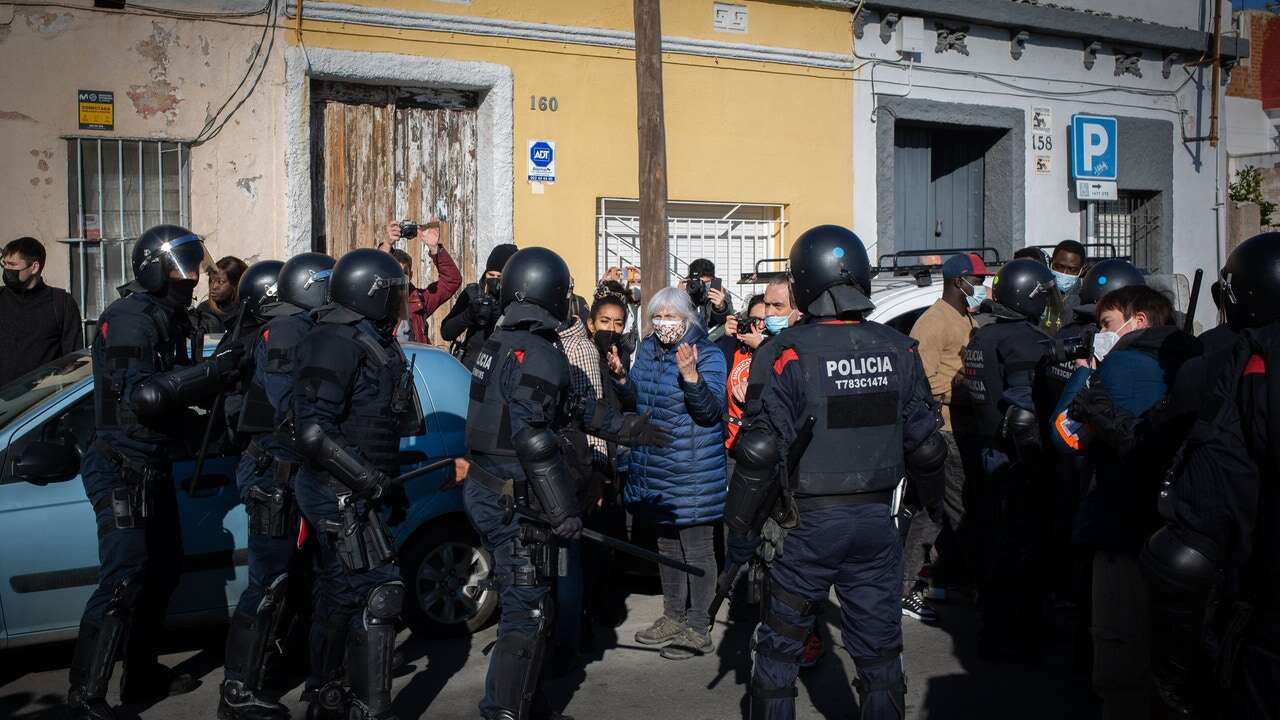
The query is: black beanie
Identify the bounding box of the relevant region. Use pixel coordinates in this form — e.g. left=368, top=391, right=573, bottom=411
left=486, top=243, right=519, bottom=273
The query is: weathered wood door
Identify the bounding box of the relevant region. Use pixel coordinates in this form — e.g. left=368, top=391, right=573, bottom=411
left=310, top=81, right=479, bottom=343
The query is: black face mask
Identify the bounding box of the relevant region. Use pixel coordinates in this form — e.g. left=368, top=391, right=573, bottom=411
left=593, top=329, right=620, bottom=356
left=483, top=277, right=501, bottom=298
left=3, top=268, right=26, bottom=292
left=160, top=279, right=198, bottom=309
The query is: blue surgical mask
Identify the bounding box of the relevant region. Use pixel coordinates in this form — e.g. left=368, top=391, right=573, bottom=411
left=962, top=279, right=987, bottom=311
left=764, top=315, right=789, bottom=335
left=1052, top=269, right=1080, bottom=293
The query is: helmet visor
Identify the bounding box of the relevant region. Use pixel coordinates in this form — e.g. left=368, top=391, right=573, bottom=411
left=161, top=234, right=213, bottom=281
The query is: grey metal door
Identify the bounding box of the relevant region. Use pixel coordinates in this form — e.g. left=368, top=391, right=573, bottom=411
left=894, top=127, right=986, bottom=251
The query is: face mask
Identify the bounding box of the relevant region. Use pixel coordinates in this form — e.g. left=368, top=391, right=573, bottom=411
left=160, top=278, right=198, bottom=309
left=593, top=329, right=620, bottom=356
left=482, top=277, right=501, bottom=298
left=764, top=315, right=789, bottom=335
left=1092, top=318, right=1134, bottom=363
left=652, top=319, right=686, bottom=345
left=3, top=268, right=24, bottom=291
left=1052, top=269, right=1080, bottom=294
left=962, top=280, right=987, bottom=311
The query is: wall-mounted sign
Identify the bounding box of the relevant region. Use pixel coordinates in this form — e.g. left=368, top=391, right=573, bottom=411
left=528, top=139, right=556, bottom=183
left=1031, top=106, right=1052, bottom=133
left=78, top=90, right=114, bottom=131
left=1071, top=114, right=1117, bottom=182
left=1035, top=156, right=1051, bottom=175
left=1076, top=179, right=1118, bottom=201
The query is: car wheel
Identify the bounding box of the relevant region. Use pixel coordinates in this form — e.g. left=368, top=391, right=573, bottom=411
left=400, top=519, right=497, bottom=637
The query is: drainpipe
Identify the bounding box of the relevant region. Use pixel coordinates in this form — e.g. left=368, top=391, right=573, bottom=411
left=1210, top=0, right=1222, bottom=147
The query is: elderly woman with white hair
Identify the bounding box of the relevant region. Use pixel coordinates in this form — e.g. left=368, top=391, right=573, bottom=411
left=606, top=285, right=727, bottom=659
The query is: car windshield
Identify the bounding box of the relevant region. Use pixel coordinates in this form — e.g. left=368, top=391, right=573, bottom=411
left=0, top=351, right=92, bottom=432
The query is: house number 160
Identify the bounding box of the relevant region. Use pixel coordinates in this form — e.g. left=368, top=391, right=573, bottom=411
left=530, top=96, right=559, bottom=112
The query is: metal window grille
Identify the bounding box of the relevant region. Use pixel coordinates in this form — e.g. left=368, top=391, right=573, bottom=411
left=63, top=138, right=189, bottom=340
left=595, top=198, right=785, bottom=307
left=1090, top=191, right=1161, bottom=269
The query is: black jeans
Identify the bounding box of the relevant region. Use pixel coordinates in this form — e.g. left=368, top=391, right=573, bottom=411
left=656, top=522, right=718, bottom=632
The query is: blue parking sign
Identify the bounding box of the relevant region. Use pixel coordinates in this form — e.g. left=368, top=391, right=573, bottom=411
left=1071, top=114, right=1117, bottom=181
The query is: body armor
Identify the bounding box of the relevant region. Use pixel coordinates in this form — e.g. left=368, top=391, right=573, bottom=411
left=962, top=319, right=1046, bottom=440
left=466, top=330, right=572, bottom=458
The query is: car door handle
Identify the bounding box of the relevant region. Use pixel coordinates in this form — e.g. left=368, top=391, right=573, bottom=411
left=183, top=473, right=231, bottom=497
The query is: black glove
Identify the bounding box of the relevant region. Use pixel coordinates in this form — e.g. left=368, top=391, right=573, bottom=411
left=553, top=515, right=583, bottom=540
left=727, top=531, right=759, bottom=566
left=355, top=470, right=394, bottom=503
left=616, top=412, right=673, bottom=448
left=211, top=342, right=247, bottom=382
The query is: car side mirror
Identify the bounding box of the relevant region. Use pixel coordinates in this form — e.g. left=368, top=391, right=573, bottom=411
left=12, top=440, right=81, bottom=485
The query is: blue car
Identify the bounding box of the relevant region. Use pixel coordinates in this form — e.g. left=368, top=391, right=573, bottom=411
left=0, top=342, right=496, bottom=649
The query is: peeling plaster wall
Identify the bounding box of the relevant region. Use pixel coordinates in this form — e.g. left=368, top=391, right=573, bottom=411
left=0, top=4, right=286, bottom=297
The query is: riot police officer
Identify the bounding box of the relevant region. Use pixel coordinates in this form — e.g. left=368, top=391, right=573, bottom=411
left=724, top=225, right=948, bottom=720
left=1141, top=232, right=1280, bottom=718
left=68, top=225, right=215, bottom=719
left=290, top=248, right=416, bottom=720
left=961, top=258, right=1056, bottom=660
left=465, top=247, right=670, bottom=720
left=219, top=254, right=334, bottom=720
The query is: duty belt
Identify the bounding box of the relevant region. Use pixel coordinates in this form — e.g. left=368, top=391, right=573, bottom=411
left=245, top=437, right=300, bottom=486
left=792, top=490, right=893, bottom=512
left=467, top=460, right=520, bottom=498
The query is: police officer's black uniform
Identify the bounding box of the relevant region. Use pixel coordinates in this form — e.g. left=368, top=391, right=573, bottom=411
left=67, top=225, right=217, bottom=719
left=219, top=254, right=334, bottom=720
left=465, top=247, right=669, bottom=720
left=960, top=258, right=1056, bottom=659
left=1141, top=232, right=1280, bottom=719
left=724, top=226, right=948, bottom=720
left=292, top=248, right=417, bottom=720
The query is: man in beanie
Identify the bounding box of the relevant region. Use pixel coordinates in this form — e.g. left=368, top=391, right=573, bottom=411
left=442, top=243, right=518, bottom=368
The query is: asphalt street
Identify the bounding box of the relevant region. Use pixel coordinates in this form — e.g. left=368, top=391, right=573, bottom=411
left=1, top=587, right=1100, bottom=720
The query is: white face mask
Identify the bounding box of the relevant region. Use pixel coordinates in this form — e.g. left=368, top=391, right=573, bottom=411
left=652, top=318, right=686, bottom=345
left=1092, top=317, right=1134, bottom=363
left=961, top=278, right=987, bottom=311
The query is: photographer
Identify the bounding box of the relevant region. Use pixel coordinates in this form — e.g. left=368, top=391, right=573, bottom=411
left=384, top=218, right=462, bottom=343
left=1050, top=286, right=1201, bottom=720
left=440, top=243, right=518, bottom=368
left=685, top=258, right=732, bottom=331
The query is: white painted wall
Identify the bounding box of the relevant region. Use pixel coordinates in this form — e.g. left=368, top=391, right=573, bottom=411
left=853, top=14, right=1226, bottom=330
left=1046, top=0, right=1211, bottom=31
left=1226, top=97, right=1278, bottom=156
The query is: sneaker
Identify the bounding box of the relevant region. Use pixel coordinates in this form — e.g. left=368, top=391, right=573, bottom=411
left=635, top=615, right=685, bottom=646
left=799, top=631, right=824, bottom=668
left=901, top=591, right=938, bottom=622
left=659, top=625, right=713, bottom=660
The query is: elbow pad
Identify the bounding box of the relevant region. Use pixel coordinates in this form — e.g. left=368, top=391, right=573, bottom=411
left=513, top=427, right=578, bottom=526
left=1140, top=526, right=1220, bottom=596
left=905, top=431, right=948, bottom=516
left=296, top=422, right=382, bottom=496
left=1001, top=405, right=1041, bottom=455
left=725, top=425, right=780, bottom=537
left=131, top=362, right=223, bottom=421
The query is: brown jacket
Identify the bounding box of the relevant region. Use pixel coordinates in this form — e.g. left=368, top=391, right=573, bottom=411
left=910, top=298, right=974, bottom=431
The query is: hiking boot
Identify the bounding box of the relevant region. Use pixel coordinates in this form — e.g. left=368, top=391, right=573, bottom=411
left=635, top=615, right=685, bottom=646
left=799, top=631, right=825, bottom=668
left=901, top=591, right=938, bottom=622
left=659, top=625, right=713, bottom=660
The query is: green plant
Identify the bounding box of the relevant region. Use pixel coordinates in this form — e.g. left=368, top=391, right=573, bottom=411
left=1229, top=165, right=1277, bottom=226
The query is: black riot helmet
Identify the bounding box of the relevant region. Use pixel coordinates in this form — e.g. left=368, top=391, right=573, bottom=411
left=237, top=260, right=283, bottom=323
left=267, top=252, right=335, bottom=315
left=991, top=258, right=1057, bottom=321
left=1079, top=259, right=1146, bottom=305
left=788, top=224, right=873, bottom=315
left=328, top=248, right=407, bottom=324
left=131, top=224, right=212, bottom=292
left=499, top=247, right=573, bottom=321
left=1221, top=231, right=1280, bottom=330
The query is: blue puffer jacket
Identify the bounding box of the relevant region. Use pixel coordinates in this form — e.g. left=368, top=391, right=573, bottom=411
left=616, top=324, right=727, bottom=526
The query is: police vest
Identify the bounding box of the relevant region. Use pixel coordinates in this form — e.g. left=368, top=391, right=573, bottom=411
left=238, top=313, right=312, bottom=436
left=92, top=293, right=186, bottom=440
left=782, top=322, right=912, bottom=497
left=962, top=320, right=1044, bottom=439
left=466, top=328, right=571, bottom=457
left=315, top=322, right=414, bottom=474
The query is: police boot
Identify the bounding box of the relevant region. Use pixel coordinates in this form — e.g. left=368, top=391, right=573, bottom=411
left=305, top=683, right=350, bottom=720
left=219, top=574, right=291, bottom=720
left=68, top=620, right=120, bottom=720
left=347, top=582, right=404, bottom=720
left=852, top=654, right=906, bottom=720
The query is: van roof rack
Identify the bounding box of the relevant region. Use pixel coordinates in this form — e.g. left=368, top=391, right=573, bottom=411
left=738, top=246, right=1006, bottom=288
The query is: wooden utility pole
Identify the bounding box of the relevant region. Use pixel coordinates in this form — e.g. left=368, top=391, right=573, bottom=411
left=634, top=0, right=669, bottom=333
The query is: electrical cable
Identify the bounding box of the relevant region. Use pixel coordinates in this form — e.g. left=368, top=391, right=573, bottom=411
left=5, top=0, right=269, bottom=22
left=191, top=0, right=279, bottom=146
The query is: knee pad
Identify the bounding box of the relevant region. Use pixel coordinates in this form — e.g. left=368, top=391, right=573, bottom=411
left=257, top=572, right=289, bottom=614
left=489, top=630, right=546, bottom=719
left=105, top=575, right=144, bottom=617
left=365, top=581, right=404, bottom=624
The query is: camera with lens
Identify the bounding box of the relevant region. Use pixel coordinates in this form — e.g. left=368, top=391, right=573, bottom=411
left=397, top=220, right=419, bottom=240
left=1040, top=330, right=1095, bottom=364
left=686, top=273, right=708, bottom=305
